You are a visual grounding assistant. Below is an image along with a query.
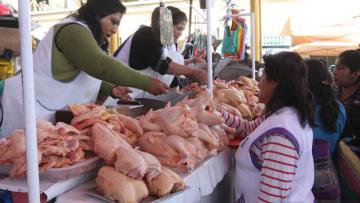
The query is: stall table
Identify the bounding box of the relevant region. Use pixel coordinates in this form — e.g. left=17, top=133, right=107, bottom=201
left=56, top=148, right=235, bottom=203
left=0, top=171, right=96, bottom=202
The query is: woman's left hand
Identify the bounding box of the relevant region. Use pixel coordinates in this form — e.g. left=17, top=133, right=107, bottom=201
left=111, top=86, right=133, bottom=101
left=192, top=49, right=206, bottom=64
left=189, top=68, right=208, bottom=85
left=193, top=56, right=205, bottom=64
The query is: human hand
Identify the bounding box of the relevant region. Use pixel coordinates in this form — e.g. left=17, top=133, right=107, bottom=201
left=192, top=56, right=206, bottom=64
left=192, top=49, right=206, bottom=64
left=147, top=78, right=169, bottom=95
left=189, top=68, right=208, bottom=85
left=111, top=86, right=133, bottom=101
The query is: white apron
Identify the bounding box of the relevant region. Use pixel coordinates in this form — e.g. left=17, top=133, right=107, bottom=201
left=1, top=18, right=101, bottom=138
left=234, top=107, right=314, bottom=203
left=105, top=35, right=184, bottom=106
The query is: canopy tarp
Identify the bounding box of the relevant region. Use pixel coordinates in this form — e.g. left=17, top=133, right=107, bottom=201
left=288, top=0, right=360, bottom=46
left=291, top=41, right=359, bottom=56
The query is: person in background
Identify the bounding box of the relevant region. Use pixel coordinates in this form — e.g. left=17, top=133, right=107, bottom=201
left=306, top=59, right=345, bottom=202
left=223, top=51, right=316, bottom=202
left=0, top=0, right=168, bottom=138
left=306, top=58, right=346, bottom=156
left=333, top=49, right=360, bottom=203
left=114, top=6, right=207, bottom=98
left=182, top=34, right=194, bottom=60
left=333, top=50, right=360, bottom=147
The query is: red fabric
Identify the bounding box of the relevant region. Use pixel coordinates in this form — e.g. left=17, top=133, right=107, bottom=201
left=0, top=4, right=11, bottom=16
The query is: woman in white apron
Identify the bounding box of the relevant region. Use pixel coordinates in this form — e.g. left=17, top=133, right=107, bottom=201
left=112, top=6, right=207, bottom=100
left=0, top=0, right=168, bottom=138
left=222, top=52, right=316, bottom=202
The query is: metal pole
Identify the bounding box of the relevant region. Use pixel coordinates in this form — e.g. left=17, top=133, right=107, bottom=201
left=251, top=13, right=256, bottom=79
left=206, top=0, right=213, bottom=90
left=188, top=0, right=193, bottom=36
left=18, top=0, right=41, bottom=202
left=250, top=0, right=262, bottom=62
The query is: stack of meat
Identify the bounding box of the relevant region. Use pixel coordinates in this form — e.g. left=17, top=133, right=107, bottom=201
left=182, top=76, right=265, bottom=120
left=69, top=103, right=143, bottom=145
left=137, top=90, right=232, bottom=173
left=0, top=120, right=91, bottom=178
left=68, top=104, right=186, bottom=203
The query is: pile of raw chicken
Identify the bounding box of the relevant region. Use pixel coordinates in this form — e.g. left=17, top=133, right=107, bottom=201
left=0, top=120, right=91, bottom=178
left=67, top=90, right=233, bottom=203
left=182, top=76, right=265, bottom=120
left=68, top=103, right=187, bottom=203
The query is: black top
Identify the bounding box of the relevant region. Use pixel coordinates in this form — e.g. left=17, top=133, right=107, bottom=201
left=341, top=87, right=360, bottom=146
left=115, top=26, right=172, bottom=75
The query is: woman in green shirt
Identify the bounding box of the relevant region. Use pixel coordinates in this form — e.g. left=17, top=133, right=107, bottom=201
left=0, top=0, right=168, bottom=138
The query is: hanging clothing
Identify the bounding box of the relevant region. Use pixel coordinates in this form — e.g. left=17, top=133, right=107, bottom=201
left=237, top=22, right=247, bottom=60
left=221, top=18, right=247, bottom=60
left=1, top=18, right=101, bottom=138
left=234, top=107, right=314, bottom=203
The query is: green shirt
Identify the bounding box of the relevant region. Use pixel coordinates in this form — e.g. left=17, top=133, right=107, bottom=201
left=52, top=23, right=151, bottom=97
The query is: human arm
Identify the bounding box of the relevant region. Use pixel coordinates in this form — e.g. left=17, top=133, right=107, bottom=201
left=221, top=110, right=264, bottom=138
left=167, top=62, right=208, bottom=85
left=55, top=24, right=168, bottom=95
left=129, top=26, right=207, bottom=84
left=254, top=134, right=298, bottom=202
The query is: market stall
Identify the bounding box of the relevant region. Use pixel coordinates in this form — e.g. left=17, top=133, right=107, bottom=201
left=0, top=1, right=261, bottom=203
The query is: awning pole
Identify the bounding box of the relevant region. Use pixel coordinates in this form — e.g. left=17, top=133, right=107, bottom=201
left=18, top=0, right=41, bottom=202
left=206, top=0, right=213, bottom=90
left=251, top=13, right=256, bottom=79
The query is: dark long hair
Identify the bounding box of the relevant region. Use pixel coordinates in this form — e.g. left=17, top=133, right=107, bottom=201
left=151, top=6, right=187, bottom=43
left=263, top=51, right=316, bottom=128
left=306, top=59, right=339, bottom=132
left=71, top=0, right=126, bottom=45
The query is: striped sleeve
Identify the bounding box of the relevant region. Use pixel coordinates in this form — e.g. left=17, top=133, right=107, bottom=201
left=221, top=110, right=264, bottom=138
left=253, top=134, right=299, bottom=203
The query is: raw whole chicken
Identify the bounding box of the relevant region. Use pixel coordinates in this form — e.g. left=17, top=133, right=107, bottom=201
left=71, top=106, right=108, bottom=130
left=177, top=91, right=224, bottom=126
left=181, top=76, right=264, bottom=120
left=138, top=132, right=183, bottom=168
left=114, top=147, right=147, bottom=180
left=139, top=105, right=197, bottom=138
left=68, top=103, right=99, bottom=116
left=4, top=130, right=27, bottom=178
left=55, top=122, right=81, bottom=136
left=91, top=123, right=132, bottom=165
left=214, top=88, right=247, bottom=107
left=134, top=150, right=161, bottom=182
left=70, top=104, right=140, bottom=145
left=96, top=166, right=148, bottom=203
left=108, top=110, right=144, bottom=136
left=146, top=166, right=185, bottom=197
left=139, top=132, right=203, bottom=172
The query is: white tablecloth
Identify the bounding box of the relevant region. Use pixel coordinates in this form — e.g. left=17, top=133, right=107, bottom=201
left=0, top=172, right=96, bottom=201
left=56, top=148, right=235, bottom=203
